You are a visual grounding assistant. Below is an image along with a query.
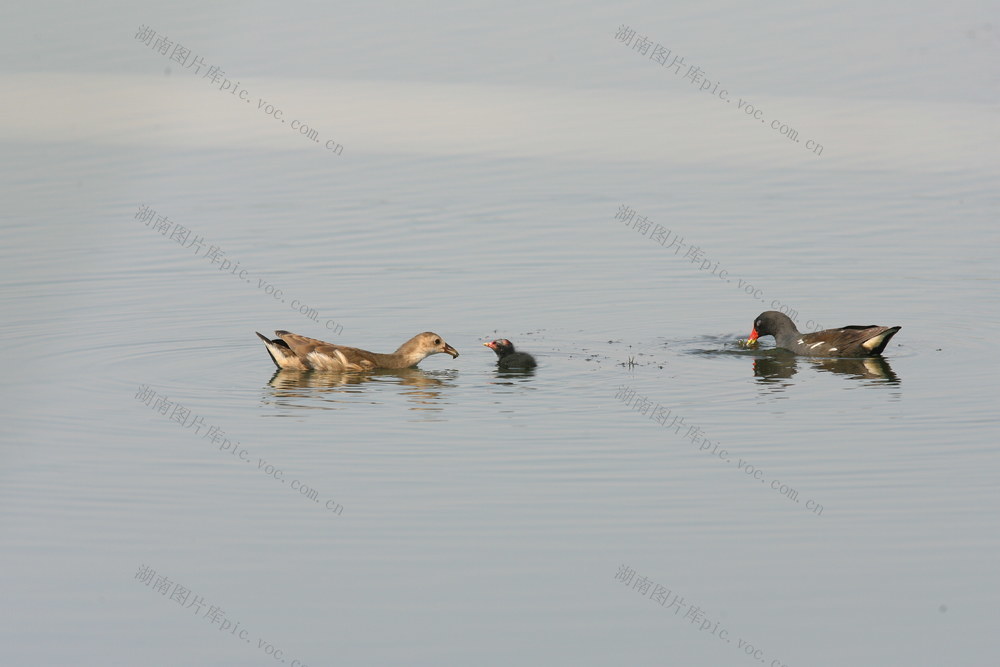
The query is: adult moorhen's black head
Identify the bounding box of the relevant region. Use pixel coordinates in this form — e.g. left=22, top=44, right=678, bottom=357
left=747, top=311, right=798, bottom=344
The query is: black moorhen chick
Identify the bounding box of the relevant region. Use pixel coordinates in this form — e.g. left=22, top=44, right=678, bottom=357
left=484, top=338, right=537, bottom=369
left=746, top=311, right=900, bottom=357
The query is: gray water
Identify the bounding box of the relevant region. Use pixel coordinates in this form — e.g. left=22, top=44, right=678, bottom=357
left=2, top=2, right=998, bottom=665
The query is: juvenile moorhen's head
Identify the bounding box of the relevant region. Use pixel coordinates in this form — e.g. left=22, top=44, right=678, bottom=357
left=403, top=332, right=460, bottom=359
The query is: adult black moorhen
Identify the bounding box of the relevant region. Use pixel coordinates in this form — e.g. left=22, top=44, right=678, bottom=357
left=256, top=330, right=458, bottom=371
left=746, top=311, right=900, bottom=357
left=484, top=338, right=537, bottom=369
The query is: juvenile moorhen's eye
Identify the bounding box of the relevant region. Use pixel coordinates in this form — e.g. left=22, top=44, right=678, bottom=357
left=434, top=338, right=441, bottom=345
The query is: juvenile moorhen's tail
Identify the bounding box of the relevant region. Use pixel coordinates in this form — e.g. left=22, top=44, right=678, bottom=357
left=255, top=331, right=305, bottom=370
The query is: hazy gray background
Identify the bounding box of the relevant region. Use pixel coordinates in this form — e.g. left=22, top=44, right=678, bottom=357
left=2, top=1, right=998, bottom=665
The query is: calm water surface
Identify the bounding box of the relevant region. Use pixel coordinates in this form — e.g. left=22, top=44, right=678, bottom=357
left=2, top=2, right=998, bottom=665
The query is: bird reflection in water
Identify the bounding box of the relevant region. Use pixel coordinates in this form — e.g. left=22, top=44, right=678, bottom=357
left=488, top=365, right=538, bottom=388
left=262, top=367, right=458, bottom=412
left=752, top=352, right=900, bottom=386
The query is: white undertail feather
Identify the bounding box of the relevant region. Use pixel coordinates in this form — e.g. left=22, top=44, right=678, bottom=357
left=862, top=331, right=890, bottom=352
left=264, top=340, right=305, bottom=370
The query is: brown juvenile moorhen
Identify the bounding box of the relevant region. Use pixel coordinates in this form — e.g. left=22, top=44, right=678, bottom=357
left=256, top=330, right=458, bottom=371
left=746, top=311, right=900, bottom=357
left=484, top=338, right=537, bottom=369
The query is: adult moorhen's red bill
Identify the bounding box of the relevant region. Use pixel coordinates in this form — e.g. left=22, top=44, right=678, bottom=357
left=746, top=311, right=900, bottom=357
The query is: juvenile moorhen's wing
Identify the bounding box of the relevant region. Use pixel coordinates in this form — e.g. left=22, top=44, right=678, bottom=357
left=274, top=330, right=377, bottom=371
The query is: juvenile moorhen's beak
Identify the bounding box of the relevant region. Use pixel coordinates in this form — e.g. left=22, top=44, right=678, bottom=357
left=444, top=343, right=460, bottom=358
left=747, top=328, right=759, bottom=344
